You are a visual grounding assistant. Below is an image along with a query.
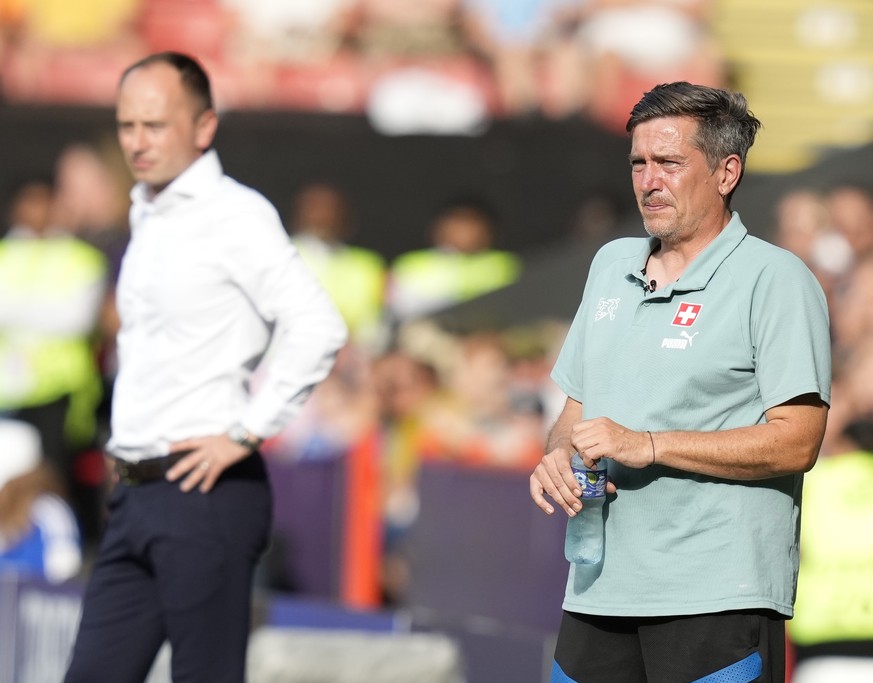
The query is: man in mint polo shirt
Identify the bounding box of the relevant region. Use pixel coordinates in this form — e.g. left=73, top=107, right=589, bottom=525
left=530, top=82, right=831, bottom=683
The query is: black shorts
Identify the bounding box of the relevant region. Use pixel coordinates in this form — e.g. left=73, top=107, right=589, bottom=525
left=552, top=609, right=786, bottom=683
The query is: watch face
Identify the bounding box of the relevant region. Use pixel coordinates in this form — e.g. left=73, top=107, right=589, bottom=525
left=230, top=426, right=260, bottom=449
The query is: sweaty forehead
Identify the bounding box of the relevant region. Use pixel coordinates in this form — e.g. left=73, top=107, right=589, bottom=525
left=630, top=117, right=699, bottom=157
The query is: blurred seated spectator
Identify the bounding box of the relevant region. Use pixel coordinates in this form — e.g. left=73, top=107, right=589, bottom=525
left=387, top=197, right=522, bottom=321
left=502, top=320, right=569, bottom=428
left=574, top=0, right=726, bottom=132
left=771, top=187, right=852, bottom=312
left=135, top=0, right=228, bottom=61
left=53, top=141, right=129, bottom=459
left=831, top=254, right=873, bottom=367
left=343, top=0, right=495, bottom=134
left=0, top=0, right=143, bottom=104
left=827, top=184, right=873, bottom=263
left=342, top=0, right=471, bottom=62
left=839, top=337, right=873, bottom=420
left=789, top=413, right=873, bottom=683
left=463, top=0, right=588, bottom=117
left=369, top=348, right=447, bottom=604
left=286, top=182, right=387, bottom=349
left=6, top=0, right=140, bottom=47
left=263, top=344, right=375, bottom=463
left=53, top=141, right=130, bottom=280
left=0, top=419, right=82, bottom=583
left=422, top=332, right=544, bottom=469
left=366, top=61, right=492, bottom=135
left=772, top=188, right=831, bottom=269
left=220, top=0, right=351, bottom=64
left=0, top=178, right=108, bottom=505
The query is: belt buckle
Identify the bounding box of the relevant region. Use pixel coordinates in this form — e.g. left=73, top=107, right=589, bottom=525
left=116, top=460, right=137, bottom=486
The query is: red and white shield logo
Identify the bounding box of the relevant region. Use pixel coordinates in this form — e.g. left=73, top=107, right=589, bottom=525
left=672, top=302, right=702, bottom=327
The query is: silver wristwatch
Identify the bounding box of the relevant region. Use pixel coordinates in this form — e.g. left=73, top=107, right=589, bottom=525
left=228, top=424, right=263, bottom=452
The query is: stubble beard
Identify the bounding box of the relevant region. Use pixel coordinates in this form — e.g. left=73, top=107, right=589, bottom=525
left=642, top=218, right=682, bottom=243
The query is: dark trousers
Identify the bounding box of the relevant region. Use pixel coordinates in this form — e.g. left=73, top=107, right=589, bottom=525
left=64, top=454, right=272, bottom=683
left=553, top=609, right=786, bottom=683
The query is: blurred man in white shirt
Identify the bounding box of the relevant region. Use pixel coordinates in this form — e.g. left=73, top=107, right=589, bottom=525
left=64, top=52, right=347, bottom=683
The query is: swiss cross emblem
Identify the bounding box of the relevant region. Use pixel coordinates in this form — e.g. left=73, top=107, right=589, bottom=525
left=672, top=302, right=702, bottom=327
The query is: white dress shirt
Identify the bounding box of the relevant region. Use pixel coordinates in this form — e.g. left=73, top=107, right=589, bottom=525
left=108, top=150, right=347, bottom=461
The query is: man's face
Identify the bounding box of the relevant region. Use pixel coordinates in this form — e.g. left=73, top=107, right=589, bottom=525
left=116, top=63, right=216, bottom=195
left=629, top=116, right=725, bottom=243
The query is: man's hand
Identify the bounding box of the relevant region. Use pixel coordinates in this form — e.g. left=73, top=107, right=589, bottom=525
left=166, top=434, right=252, bottom=493
left=573, top=417, right=654, bottom=470
left=529, top=447, right=584, bottom=517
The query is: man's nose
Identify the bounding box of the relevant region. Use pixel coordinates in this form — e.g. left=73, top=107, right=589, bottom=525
left=636, top=165, right=661, bottom=191
left=126, top=127, right=148, bottom=151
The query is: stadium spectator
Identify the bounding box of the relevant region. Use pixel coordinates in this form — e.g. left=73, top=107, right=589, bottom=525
left=0, top=419, right=82, bottom=584
left=831, top=254, right=873, bottom=369
left=424, top=332, right=544, bottom=469
left=463, top=0, right=587, bottom=117
left=574, top=0, right=726, bottom=132
left=369, top=348, right=445, bottom=604
left=387, top=197, right=522, bottom=321
left=789, top=413, right=873, bottom=683
left=0, top=178, right=108, bottom=494
left=342, top=0, right=471, bottom=62
left=826, top=184, right=873, bottom=261
left=220, top=0, right=351, bottom=64
left=8, top=0, right=141, bottom=48
left=0, top=0, right=143, bottom=104
left=772, top=188, right=831, bottom=269
left=53, top=141, right=130, bottom=279
left=287, top=182, right=387, bottom=348
left=343, top=0, right=495, bottom=134
left=264, top=343, right=377, bottom=463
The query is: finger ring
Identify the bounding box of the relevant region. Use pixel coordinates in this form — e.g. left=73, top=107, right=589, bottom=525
left=199, top=461, right=210, bottom=471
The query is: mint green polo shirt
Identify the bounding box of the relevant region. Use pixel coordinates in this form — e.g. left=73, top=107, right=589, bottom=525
left=551, top=212, right=831, bottom=618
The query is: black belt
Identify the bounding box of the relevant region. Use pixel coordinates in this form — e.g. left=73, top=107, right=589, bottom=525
left=115, top=451, right=191, bottom=486
left=115, top=450, right=267, bottom=486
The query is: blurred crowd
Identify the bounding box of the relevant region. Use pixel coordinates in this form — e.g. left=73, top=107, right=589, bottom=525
left=0, top=0, right=726, bottom=132
left=0, top=4, right=871, bottom=669
left=2, top=135, right=873, bottom=612
left=0, top=139, right=553, bottom=597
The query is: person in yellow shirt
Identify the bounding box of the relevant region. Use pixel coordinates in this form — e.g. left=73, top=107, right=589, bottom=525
left=790, top=414, right=873, bottom=683
left=388, top=197, right=522, bottom=321
left=287, top=182, right=386, bottom=349
left=0, top=178, right=107, bottom=475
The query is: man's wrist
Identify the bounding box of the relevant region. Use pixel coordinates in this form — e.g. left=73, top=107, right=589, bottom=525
left=227, top=424, right=263, bottom=452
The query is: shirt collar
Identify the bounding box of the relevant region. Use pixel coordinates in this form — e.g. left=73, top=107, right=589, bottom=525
left=631, top=212, right=748, bottom=293
left=130, top=149, right=223, bottom=209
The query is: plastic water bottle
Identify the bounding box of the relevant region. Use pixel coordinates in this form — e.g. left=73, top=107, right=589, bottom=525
left=564, top=453, right=607, bottom=564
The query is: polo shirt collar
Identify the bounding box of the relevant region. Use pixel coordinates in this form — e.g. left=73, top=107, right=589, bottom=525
left=632, top=212, right=748, bottom=294
left=130, top=149, right=223, bottom=209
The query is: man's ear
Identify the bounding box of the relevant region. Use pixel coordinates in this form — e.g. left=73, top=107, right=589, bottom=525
left=718, top=154, right=742, bottom=198
left=195, top=109, right=219, bottom=152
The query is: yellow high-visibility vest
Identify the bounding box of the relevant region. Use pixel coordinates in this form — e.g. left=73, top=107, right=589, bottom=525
left=0, top=236, right=107, bottom=445
left=293, top=240, right=386, bottom=340
left=390, top=248, right=522, bottom=316
left=790, top=450, right=873, bottom=645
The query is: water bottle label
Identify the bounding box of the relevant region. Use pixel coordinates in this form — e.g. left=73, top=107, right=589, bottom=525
left=572, top=465, right=607, bottom=498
